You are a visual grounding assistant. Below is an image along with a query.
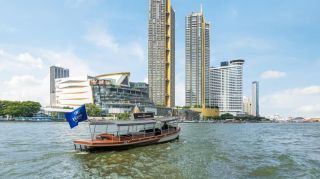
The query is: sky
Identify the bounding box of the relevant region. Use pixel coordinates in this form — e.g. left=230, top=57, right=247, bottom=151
left=0, top=0, right=319, bottom=117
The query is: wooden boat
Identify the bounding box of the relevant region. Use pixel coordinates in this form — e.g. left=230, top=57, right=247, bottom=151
left=73, top=116, right=180, bottom=151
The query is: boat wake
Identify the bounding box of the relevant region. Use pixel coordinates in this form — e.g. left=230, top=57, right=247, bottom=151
left=76, top=151, right=89, bottom=155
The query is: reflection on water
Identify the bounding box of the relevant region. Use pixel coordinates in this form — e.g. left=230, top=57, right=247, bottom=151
left=0, top=122, right=319, bottom=178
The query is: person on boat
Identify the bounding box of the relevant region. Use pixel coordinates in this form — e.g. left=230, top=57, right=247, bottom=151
left=162, top=122, right=169, bottom=130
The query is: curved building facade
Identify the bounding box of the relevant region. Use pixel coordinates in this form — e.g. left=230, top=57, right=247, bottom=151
left=55, top=72, right=154, bottom=114
left=209, top=60, right=244, bottom=116
left=55, top=76, right=93, bottom=107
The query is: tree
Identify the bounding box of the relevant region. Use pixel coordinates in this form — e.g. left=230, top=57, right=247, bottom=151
left=221, top=113, right=234, bottom=120
left=0, top=100, right=41, bottom=117
left=85, top=103, right=102, bottom=117
left=21, top=101, right=41, bottom=117
left=0, top=101, right=10, bottom=116
left=117, top=113, right=130, bottom=120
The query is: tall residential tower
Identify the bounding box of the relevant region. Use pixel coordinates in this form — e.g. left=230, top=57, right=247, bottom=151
left=148, top=0, right=175, bottom=107
left=252, top=81, right=259, bottom=116
left=185, top=5, right=210, bottom=108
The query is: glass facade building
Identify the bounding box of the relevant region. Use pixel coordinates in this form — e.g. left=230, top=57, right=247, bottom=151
left=91, top=80, right=154, bottom=114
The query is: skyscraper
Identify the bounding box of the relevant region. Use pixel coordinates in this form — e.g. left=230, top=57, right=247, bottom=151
left=209, top=60, right=245, bottom=116
left=50, top=66, right=69, bottom=106
left=252, top=81, right=259, bottom=116
left=148, top=0, right=175, bottom=107
left=185, top=5, right=210, bottom=108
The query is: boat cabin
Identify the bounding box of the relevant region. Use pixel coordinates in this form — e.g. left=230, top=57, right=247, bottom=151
left=73, top=117, right=180, bottom=151
left=89, top=118, right=178, bottom=141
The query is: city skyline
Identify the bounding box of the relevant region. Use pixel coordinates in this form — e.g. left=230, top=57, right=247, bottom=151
left=0, top=0, right=319, bottom=117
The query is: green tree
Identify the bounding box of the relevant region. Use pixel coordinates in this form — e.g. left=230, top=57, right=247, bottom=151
left=85, top=103, right=102, bottom=117
left=51, top=112, right=58, bottom=119
left=3, top=101, right=22, bottom=117
left=117, top=113, right=130, bottom=120
left=0, top=101, right=10, bottom=116
left=1, top=100, right=41, bottom=117
left=221, top=113, right=234, bottom=120
left=21, top=101, right=41, bottom=117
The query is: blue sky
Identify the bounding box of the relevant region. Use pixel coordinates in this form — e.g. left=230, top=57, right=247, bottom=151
left=0, top=0, right=319, bottom=117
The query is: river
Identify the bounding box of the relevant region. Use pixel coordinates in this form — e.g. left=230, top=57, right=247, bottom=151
left=0, top=122, right=319, bottom=178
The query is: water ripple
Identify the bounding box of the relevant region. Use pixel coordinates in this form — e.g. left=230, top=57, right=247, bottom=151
left=0, top=122, right=319, bottom=178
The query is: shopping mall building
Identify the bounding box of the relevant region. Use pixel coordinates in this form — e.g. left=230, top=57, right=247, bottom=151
left=52, top=72, right=157, bottom=114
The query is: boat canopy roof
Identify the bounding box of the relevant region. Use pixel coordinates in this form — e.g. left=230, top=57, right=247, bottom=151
left=89, top=120, right=157, bottom=126
left=156, top=117, right=179, bottom=123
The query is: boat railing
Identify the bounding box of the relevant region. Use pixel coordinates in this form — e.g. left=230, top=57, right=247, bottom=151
left=161, top=127, right=177, bottom=134
left=93, top=129, right=156, bottom=141
left=93, top=126, right=178, bottom=142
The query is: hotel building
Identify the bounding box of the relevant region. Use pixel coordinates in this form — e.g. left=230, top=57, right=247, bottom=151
left=148, top=0, right=175, bottom=107
left=185, top=6, right=210, bottom=108
left=209, top=60, right=245, bottom=116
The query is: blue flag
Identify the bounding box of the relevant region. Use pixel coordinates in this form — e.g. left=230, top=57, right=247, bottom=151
left=65, top=105, right=88, bottom=129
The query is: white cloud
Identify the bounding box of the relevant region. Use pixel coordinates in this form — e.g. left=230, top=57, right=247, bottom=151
left=1, top=74, right=49, bottom=105
left=83, top=27, right=147, bottom=82
left=0, top=27, right=146, bottom=106
left=261, top=85, right=320, bottom=117
left=0, top=49, right=93, bottom=106
left=38, top=50, right=93, bottom=76
left=0, top=49, right=20, bottom=72
left=298, top=104, right=320, bottom=113
left=0, top=49, right=45, bottom=71
left=85, top=29, right=119, bottom=52
left=260, top=70, right=286, bottom=79
left=4, top=75, right=41, bottom=87
left=293, top=86, right=320, bottom=95
left=84, top=28, right=145, bottom=63
left=143, top=77, right=148, bottom=83
left=17, top=53, right=43, bottom=68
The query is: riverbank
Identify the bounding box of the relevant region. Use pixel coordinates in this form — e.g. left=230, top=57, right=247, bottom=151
left=181, top=120, right=320, bottom=124
left=182, top=119, right=274, bottom=123
left=1, top=118, right=319, bottom=124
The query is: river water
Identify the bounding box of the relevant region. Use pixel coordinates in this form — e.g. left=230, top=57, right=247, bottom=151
left=0, top=122, right=319, bottom=179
